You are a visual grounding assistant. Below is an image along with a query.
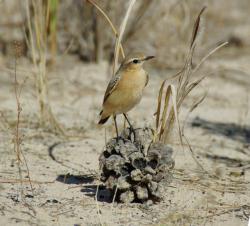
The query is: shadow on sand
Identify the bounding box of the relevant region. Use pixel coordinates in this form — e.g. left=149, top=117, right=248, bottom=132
left=56, top=174, right=95, bottom=184
left=56, top=174, right=113, bottom=202
left=192, top=117, right=250, bottom=144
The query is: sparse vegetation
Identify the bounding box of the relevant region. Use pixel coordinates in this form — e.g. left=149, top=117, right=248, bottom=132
left=0, top=0, right=249, bottom=225
left=11, top=41, right=33, bottom=205
left=25, top=0, right=64, bottom=134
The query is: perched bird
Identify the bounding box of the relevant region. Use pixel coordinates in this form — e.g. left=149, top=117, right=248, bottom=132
left=98, top=53, right=154, bottom=137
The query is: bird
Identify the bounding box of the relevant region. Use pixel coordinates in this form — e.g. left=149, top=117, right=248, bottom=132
left=98, top=52, right=154, bottom=138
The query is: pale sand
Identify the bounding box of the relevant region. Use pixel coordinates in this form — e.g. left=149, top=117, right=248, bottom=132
left=0, top=52, right=249, bottom=226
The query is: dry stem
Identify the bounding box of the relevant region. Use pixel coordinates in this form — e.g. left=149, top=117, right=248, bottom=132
left=13, top=42, right=34, bottom=200
left=25, top=0, right=65, bottom=135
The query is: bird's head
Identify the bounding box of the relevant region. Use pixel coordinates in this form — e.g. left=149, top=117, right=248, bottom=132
left=121, top=52, right=155, bottom=71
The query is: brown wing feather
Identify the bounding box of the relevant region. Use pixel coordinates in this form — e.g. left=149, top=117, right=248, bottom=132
left=103, top=71, right=122, bottom=104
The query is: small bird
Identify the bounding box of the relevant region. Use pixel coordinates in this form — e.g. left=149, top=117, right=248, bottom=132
left=98, top=53, right=154, bottom=137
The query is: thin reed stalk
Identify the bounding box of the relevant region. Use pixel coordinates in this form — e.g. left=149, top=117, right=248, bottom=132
left=87, top=0, right=125, bottom=60
left=112, top=0, right=136, bottom=75
left=25, top=0, right=64, bottom=135
left=154, top=7, right=227, bottom=144
left=13, top=42, right=34, bottom=200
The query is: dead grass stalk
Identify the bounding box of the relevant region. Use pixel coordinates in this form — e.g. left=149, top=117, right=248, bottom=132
left=24, top=0, right=64, bottom=135
left=154, top=7, right=228, bottom=146
left=13, top=42, right=34, bottom=200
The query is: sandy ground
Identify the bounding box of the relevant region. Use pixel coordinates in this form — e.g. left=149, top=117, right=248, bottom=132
left=0, top=48, right=250, bottom=226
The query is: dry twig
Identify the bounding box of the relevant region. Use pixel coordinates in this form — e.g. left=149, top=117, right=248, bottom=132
left=13, top=42, right=34, bottom=200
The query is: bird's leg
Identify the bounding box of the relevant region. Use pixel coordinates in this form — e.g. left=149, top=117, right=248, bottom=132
left=123, top=113, right=136, bottom=140
left=113, top=115, right=119, bottom=140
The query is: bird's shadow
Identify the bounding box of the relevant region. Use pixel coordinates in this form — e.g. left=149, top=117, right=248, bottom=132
left=191, top=117, right=250, bottom=144
left=56, top=174, right=95, bottom=184
left=56, top=174, right=113, bottom=203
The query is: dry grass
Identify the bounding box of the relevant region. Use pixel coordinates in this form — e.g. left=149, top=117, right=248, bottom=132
left=87, top=0, right=125, bottom=61
left=1, top=0, right=249, bottom=63
left=24, top=0, right=64, bottom=135
left=154, top=7, right=228, bottom=145
left=47, top=0, right=59, bottom=60
left=0, top=1, right=249, bottom=225
left=89, top=3, right=227, bottom=148
left=112, top=0, right=136, bottom=74
left=13, top=41, right=33, bottom=200
left=86, top=1, right=209, bottom=67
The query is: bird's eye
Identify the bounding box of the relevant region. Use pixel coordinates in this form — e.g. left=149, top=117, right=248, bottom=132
left=133, top=59, right=139, bottom=64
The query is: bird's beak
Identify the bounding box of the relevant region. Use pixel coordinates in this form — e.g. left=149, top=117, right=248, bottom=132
left=143, top=56, right=155, bottom=61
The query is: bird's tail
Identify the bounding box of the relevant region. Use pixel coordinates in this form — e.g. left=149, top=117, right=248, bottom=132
left=98, top=110, right=110, bottom=124
left=98, top=116, right=110, bottom=124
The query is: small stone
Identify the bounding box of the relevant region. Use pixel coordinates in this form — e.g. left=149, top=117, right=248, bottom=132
left=119, top=142, right=138, bottom=160
left=120, top=190, right=134, bottom=203
left=136, top=186, right=148, bottom=200
left=117, top=177, right=131, bottom=190
left=105, top=155, right=125, bottom=173
left=230, top=169, right=244, bottom=177
left=152, top=173, right=164, bottom=182
left=148, top=181, right=158, bottom=193
left=149, top=182, right=164, bottom=200
left=156, top=183, right=164, bottom=196
left=146, top=200, right=153, bottom=206
left=131, top=169, right=143, bottom=181
left=142, top=174, right=153, bottom=183
left=144, top=166, right=156, bottom=175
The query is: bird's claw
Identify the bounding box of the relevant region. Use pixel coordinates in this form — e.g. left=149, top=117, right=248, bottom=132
left=128, top=127, right=136, bottom=142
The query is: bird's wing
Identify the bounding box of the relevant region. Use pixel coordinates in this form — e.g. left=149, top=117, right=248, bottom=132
left=103, top=71, right=122, bottom=104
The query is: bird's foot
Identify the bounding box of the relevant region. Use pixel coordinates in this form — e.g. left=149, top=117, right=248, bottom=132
left=129, top=126, right=136, bottom=142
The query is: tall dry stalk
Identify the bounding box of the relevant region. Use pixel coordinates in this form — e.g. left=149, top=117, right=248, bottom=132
left=47, top=0, right=58, bottom=60
left=112, top=0, right=136, bottom=75
left=14, top=52, right=24, bottom=199
left=13, top=42, right=33, bottom=200
left=25, top=0, right=64, bottom=135
left=87, top=0, right=126, bottom=61
left=154, top=7, right=227, bottom=144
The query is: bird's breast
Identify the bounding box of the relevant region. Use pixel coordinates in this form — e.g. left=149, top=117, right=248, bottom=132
left=118, top=69, right=147, bottom=92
